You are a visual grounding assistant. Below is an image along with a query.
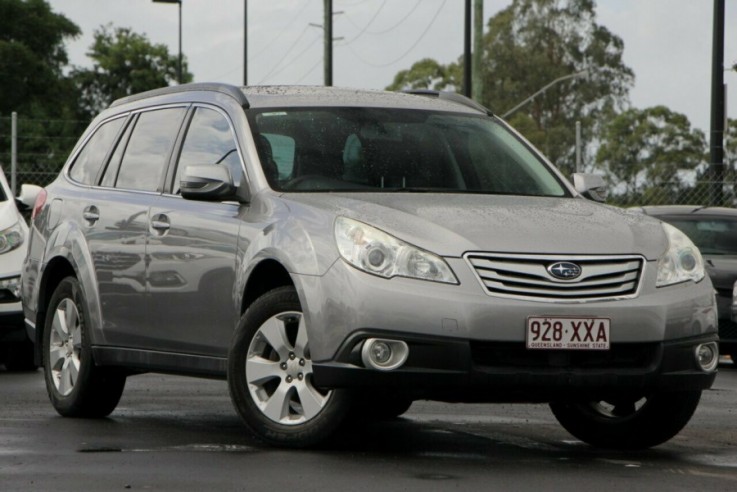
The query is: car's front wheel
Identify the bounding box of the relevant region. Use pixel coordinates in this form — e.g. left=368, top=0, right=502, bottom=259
left=228, top=286, right=352, bottom=447
left=43, top=277, right=126, bottom=418
left=550, top=390, right=702, bottom=449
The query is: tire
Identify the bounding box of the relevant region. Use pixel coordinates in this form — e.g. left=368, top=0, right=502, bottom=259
left=228, top=286, right=352, bottom=447
left=550, top=391, right=702, bottom=449
left=43, top=277, right=126, bottom=418
left=3, top=340, right=38, bottom=372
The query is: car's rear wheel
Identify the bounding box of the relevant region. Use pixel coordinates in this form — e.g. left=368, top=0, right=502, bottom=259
left=550, top=390, right=702, bottom=449
left=228, top=286, right=351, bottom=447
left=43, top=277, right=126, bottom=418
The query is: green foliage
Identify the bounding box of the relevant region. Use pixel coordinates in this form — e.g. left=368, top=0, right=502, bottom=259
left=73, top=25, right=193, bottom=119
left=0, top=0, right=83, bottom=187
left=0, top=0, right=80, bottom=116
left=386, top=0, right=633, bottom=177
left=386, top=58, right=459, bottom=91
left=482, top=0, right=633, bottom=175
left=596, top=106, right=706, bottom=196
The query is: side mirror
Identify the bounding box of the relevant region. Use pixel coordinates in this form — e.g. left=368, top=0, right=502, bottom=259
left=180, top=165, right=247, bottom=202
left=16, top=184, right=43, bottom=210
left=572, top=173, right=608, bottom=203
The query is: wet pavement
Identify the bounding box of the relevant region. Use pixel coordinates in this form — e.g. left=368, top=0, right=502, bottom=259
left=1, top=360, right=736, bottom=491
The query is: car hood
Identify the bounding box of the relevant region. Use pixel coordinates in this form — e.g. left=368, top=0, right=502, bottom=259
left=283, top=193, right=668, bottom=259
left=0, top=200, right=23, bottom=231
left=704, top=256, right=737, bottom=290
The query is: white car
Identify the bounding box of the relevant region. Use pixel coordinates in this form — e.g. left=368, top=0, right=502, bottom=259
left=0, top=166, right=40, bottom=370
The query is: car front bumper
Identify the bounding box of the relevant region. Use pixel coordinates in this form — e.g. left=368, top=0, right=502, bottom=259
left=300, top=257, right=718, bottom=399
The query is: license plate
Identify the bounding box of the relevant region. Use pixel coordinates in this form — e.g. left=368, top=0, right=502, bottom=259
left=526, top=317, right=610, bottom=350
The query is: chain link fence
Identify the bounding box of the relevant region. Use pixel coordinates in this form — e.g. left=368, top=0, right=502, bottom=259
left=1, top=113, right=735, bottom=210
left=0, top=114, right=88, bottom=193
left=607, top=180, right=737, bottom=209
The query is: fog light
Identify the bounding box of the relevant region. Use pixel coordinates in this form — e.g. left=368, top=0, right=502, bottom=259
left=0, top=275, right=21, bottom=300
left=695, top=342, right=719, bottom=372
left=361, top=338, right=409, bottom=371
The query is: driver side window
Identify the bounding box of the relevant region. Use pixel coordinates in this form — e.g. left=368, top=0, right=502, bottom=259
left=174, top=107, right=244, bottom=194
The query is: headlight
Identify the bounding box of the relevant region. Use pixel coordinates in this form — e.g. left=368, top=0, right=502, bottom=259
left=0, top=222, right=24, bottom=255
left=334, top=217, right=458, bottom=284
left=656, top=222, right=705, bottom=287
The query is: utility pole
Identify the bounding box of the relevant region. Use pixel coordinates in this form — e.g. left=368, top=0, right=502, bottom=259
left=710, top=0, right=725, bottom=206
left=324, top=0, right=333, bottom=86
left=244, top=0, right=248, bottom=85
left=472, top=0, right=483, bottom=102
left=463, top=0, right=472, bottom=97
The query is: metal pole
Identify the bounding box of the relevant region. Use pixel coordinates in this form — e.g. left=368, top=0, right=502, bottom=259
left=472, top=0, right=483, bottom=102
left=243, top=0, right=248, bottom=85
left=11, top=112, right=17, bottom=196
left=463, top=0, right=472, bottom=97
left=710, top=0, right=725, bottom=206
left=324, top=0, right=333, bottom=86
left=178, top=1, right=183, bottom=84
left=575, top=120, right=582, bottom=173
left=501, top=71, right=587, bottom=119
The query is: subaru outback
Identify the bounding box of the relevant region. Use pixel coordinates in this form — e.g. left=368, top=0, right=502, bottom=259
left=21, top=83, right=718, bottom=449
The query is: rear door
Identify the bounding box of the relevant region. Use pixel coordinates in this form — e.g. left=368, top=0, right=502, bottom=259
left=88, top=106, right=188, bottom=347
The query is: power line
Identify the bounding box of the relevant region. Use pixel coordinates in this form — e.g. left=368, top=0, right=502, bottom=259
left=258, top=32, right=322, bottom=84
left=256, top=24, right=313, bottom=84
left=337, top=0, right=447, bottom=68
left=295, top=58, right=323, bottom=84
left=249, top=0, right=313, bottom=62
left=340, top=0, right=387, bottom=45
left=343, top=0, right=421, bottom=37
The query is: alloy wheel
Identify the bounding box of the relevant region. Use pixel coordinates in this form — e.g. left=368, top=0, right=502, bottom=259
left=246, top=311, right=331, bottom=425
left=48, top=299, right=82, bottom=396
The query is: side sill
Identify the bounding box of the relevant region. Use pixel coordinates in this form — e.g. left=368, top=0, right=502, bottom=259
left=92, top=346, right=227, bottom=379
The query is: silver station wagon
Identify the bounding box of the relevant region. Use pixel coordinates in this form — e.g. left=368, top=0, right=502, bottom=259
left=21, top=83, right=718, bottom=448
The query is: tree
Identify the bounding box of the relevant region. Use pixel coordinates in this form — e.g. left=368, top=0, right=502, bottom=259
left=387, top=0, right=634, bottom=176
left=386, top=58, right=459, bottom=92
left=595, top=106, right=706, bottom=201
left=0, top=0, right=83, bottom=188
left=0, top=0, right=80, bottom=115
left=73, top=25, right=193, bottom=119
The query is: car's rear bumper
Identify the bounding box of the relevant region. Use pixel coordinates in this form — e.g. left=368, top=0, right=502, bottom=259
left=312, top=332, right=718, bottom=401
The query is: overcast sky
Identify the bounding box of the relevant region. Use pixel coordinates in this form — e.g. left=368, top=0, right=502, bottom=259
left=48, top=0, right=737, bottom=136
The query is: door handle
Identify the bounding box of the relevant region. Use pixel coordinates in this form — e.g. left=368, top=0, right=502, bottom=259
left=151, top=214, right=171, bottom=232
left=82, top=205, right=99, bottom=224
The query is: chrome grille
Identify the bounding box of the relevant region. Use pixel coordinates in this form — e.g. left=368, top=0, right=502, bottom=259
left=465, top=253, right=644, bottom=301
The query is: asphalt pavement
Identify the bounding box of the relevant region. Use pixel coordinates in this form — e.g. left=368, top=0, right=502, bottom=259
left=1, top=360, right=736, bottom=491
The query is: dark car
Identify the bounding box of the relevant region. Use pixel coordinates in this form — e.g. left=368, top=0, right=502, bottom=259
left=636, top=206, right=737, bottom=361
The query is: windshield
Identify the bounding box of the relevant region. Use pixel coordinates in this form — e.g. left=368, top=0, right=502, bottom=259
left=247, top=107, right=568, bottom=197
left=661, top=216, right=737, bottom=256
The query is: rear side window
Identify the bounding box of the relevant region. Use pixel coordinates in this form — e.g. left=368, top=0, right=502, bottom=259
left=68, top=117, right=125, bottom=185
left=115, top=108, right=186, bottom=192
left=174, top=107, right=243, bottom=194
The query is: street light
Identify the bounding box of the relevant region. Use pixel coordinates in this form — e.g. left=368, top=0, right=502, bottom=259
left=152, top=0, right=182, bottom=84
left=501, top=70, right=588, bottom=119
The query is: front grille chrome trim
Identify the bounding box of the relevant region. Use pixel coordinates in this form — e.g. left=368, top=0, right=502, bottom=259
left=464, top=253, right=646, bottom=303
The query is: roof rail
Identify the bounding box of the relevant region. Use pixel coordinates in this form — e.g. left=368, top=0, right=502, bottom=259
left=402, top=89, right=493, bottom=116
left=110, top=82, right=249, bottom=108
